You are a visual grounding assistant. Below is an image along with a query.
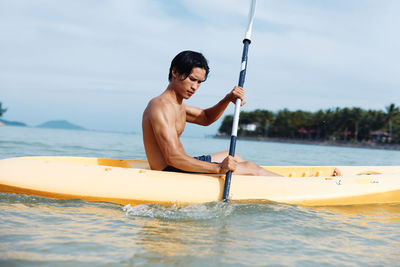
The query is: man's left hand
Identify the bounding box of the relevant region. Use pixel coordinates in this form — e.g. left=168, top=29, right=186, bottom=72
left=227, top=86, right=246, bottom=106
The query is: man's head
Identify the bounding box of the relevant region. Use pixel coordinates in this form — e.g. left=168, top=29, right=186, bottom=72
left=168, top=51, right=210, bottom=82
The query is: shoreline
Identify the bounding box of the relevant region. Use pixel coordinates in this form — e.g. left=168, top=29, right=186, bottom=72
left=214, top=135, right=400, bottom=151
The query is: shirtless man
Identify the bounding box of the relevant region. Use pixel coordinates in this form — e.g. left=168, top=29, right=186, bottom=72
left=142, top=50, right=280, bottom=176
left=142, top=50, right=342, bottom=177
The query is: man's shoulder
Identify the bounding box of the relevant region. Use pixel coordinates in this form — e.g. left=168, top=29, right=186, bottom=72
left=147, top=96, right=172, bottom=110
left=145, top=95, right=176, bottom=118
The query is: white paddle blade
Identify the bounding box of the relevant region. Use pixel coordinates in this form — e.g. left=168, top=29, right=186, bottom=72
left=244, top=0, right=257, bottom=41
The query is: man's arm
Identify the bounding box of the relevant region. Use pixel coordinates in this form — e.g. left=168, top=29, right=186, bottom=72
left=150, top=102, right=236, bottom=173
left=186, top=86, right=245, bottom=126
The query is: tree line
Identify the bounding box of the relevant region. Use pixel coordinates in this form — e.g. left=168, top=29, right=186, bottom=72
left=218, top=104, right=400, bottom=144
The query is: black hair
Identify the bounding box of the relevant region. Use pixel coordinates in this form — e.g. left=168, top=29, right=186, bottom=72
left=168, top=50, right=210, bottom=82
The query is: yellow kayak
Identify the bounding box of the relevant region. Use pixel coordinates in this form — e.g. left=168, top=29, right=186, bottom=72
left=0, top=156, right=399, bottom=206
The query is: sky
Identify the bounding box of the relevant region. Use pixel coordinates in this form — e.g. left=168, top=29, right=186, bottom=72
left=1, top=0, right=399, bottom=136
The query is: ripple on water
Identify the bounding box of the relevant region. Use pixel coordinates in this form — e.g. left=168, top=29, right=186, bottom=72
left=1, top=193, right=400, bottom=266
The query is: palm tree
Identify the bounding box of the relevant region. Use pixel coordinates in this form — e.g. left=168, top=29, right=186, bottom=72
left=351, top=107, right=363, bottom=142
left=0, top=102, right=7, bottom=117
left=385, top=103, right=399, bottom=142
left=253, top=109, right=274, bottom=136
left=275, top=109, right=294, bottom=138
left=218, top=115, right=233, bottom=136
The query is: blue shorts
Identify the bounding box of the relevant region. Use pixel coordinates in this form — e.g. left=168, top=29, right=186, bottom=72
left=162, top=155, right=218, bottom=173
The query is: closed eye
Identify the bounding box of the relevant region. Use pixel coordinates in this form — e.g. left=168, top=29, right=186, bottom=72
left=190, top=77, right=202, bottom=84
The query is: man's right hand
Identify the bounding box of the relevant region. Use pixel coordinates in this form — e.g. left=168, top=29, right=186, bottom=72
left=219, top=155, right=238, bottom=174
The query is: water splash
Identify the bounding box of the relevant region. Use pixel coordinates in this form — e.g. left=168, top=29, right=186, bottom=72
left=123, top=202, right=235, bottom=221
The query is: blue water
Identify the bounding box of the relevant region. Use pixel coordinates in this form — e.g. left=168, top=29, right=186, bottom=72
left=1, top=126, right=400, bottom=266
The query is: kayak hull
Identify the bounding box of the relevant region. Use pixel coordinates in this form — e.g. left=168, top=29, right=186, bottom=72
left=0, top=156, right=399, bottom=206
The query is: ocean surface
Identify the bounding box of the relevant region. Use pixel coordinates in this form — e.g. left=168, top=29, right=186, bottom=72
left=0, top=126, right=399, bottom=266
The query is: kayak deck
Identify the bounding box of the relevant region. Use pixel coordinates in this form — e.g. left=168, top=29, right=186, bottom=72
left=0, top=156, right=399, bottom=206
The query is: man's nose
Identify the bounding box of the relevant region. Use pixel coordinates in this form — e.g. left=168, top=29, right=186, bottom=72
left=192, top=83, right=199, bottom=90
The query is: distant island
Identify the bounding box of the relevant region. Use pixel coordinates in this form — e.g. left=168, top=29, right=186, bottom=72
left=0, top=102, right=26, bottom=126
left=37, top=120, right=86, bottom=130
left=0, top=118, right=27, bottom=127
left=0, top=102, right=85, bottom=130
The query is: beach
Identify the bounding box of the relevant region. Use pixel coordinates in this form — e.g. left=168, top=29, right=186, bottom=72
left=215, top=135, right=400, bottom=151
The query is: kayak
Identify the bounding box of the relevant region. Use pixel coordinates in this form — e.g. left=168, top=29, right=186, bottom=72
left=0, top=156, right=399, bottom=206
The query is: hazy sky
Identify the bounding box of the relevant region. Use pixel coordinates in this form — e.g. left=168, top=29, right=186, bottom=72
left=1, top=0, right=399, bottom=136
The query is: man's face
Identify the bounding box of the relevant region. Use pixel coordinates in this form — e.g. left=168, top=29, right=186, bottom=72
left=173, top=67, right=206, bottom=99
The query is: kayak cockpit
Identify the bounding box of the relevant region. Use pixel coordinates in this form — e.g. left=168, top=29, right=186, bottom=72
left=21, top=156, right=340, bottom=177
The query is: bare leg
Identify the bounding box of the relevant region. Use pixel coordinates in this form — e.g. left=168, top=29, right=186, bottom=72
left=210, top=151, right=282, bottom=176
left=210, top=151, right=245, bottom=163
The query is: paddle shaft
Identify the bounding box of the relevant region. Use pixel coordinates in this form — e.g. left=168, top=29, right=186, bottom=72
left=222, top=0, right=256, bottom=202
left=222, top=39, right=251, bottom=202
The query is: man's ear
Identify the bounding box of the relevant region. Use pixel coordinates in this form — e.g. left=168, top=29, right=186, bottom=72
left=171, top=68, right=178, bottom=79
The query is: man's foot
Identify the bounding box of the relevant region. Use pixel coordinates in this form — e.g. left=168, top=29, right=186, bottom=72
left=332, top=168, right=342, bottom=176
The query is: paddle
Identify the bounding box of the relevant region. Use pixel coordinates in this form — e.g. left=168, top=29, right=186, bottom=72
left=222, top=0, right=257, bottom=202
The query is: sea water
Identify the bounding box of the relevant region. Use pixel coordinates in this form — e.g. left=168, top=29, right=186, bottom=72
left=0, top=126, right=399, bottom=266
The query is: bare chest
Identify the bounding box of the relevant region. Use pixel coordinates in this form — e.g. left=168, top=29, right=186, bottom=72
left=176, top=107, right=186, bottom=136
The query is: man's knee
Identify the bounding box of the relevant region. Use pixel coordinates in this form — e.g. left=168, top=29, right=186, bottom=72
left=236, top=161, right=260, bottom=176
left=211, top=151, right=244, bottom=162
left=233, top=153, right=244, bottom=162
